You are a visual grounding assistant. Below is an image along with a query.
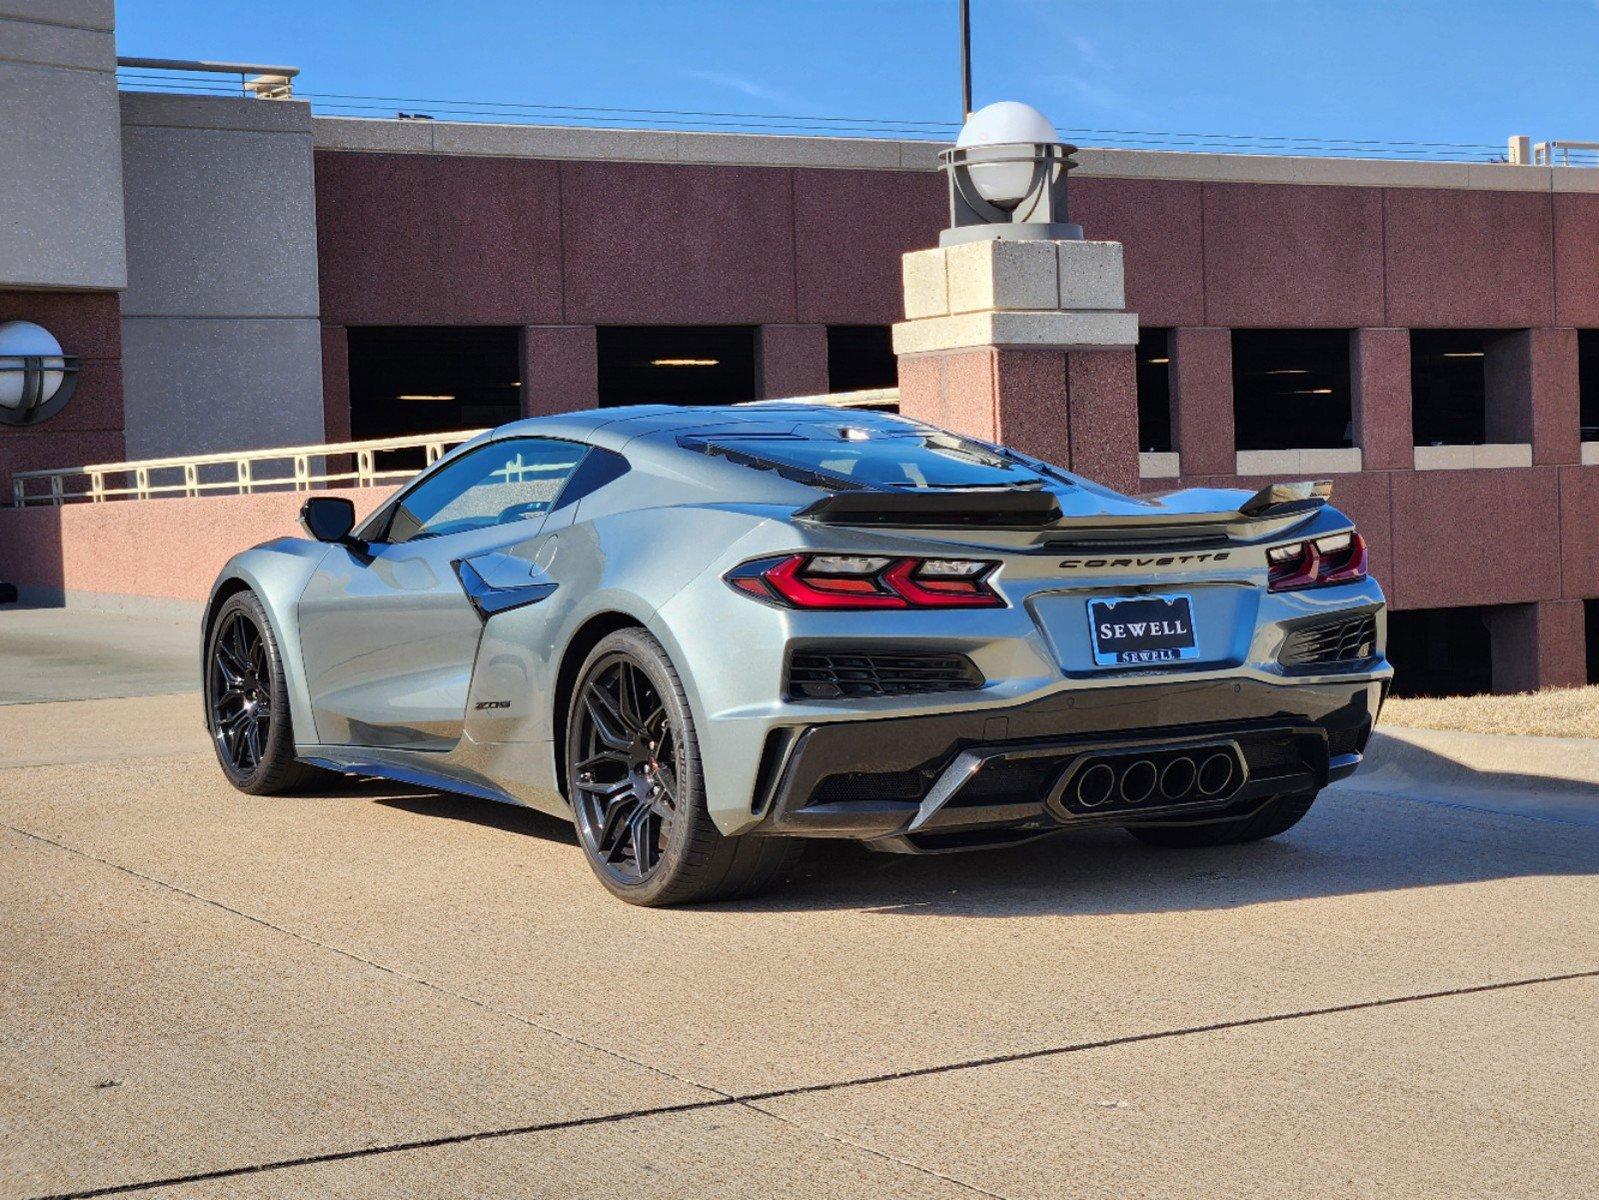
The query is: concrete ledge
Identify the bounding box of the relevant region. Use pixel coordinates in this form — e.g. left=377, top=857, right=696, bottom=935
left=432, top=120, right=682, bottom=163
left=681, top=127, right=903, bottom=170
left=1139, top=451, right=1180, bottom=479
left=1413, top=443, right=1533, bottom=470
left=312, top=115, right=434, bottom=153
left=892, top=310, right=1139, bottom=355
left=0, top=11, right=115, bottom=71
left=315, top=117, right=936, bottom=172
left=120, top=91, right=312, bottom=134
left=1235, top=447, right=1364, bottom=476
left=0, top=2, right=116, bottom=32
left=1347, top=726, right=1599, bottom=826
left=1582, top=442, right=1599, bottom=466
left=8, top=584, right=204, bottom=621
left=307, top=116, right=1599, bottom=192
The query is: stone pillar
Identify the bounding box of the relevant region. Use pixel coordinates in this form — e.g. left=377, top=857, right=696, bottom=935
left=318, top=324, right=352, bottom=480
left=893, top=238, right=1139, bottom=492
left=520, top=325, right=597, bottom=417
left=1170, top=327, right=1234, bottom=477
left=1351, top=328, right=1413, bottom=471
left=1487, top=599, right=1586, bottom=693
left=757, top=324, right=828, bottom=399
left=1484, top=328, right=1579, bottom=464
left=320, top=325, right=350, bottom=443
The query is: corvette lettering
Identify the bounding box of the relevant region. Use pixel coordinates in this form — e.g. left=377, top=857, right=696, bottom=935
left=1060, top=552, right=1231, bottom=570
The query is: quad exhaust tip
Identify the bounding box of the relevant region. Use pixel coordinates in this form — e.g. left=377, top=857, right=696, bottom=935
left=1159, top=755, right=1196, bottom=800
left=1197, top=751, right=1235, bottom=797
left=1118, top=759, right=1158, bottom=805
left=1063, top=746, right=1241, bottom=814
left=1075, top=762, right=1117, bottom=808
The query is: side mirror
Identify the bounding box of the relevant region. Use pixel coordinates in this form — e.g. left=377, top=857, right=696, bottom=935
left=300, top=495, right=357, bottom=544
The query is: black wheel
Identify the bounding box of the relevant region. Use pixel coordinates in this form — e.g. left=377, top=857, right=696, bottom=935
left=1125, top=790, right=1319, bottom=849
left=205, top=590, right=324, bottom=795
left=565, top=628, right=799, bottom=906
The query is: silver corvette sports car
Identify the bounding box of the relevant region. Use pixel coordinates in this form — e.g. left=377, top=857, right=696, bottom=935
left=202, top=402, right=1390, bottom=905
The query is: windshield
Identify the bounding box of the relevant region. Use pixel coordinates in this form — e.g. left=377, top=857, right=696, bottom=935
left=685, top=430, right=1058, bottom=491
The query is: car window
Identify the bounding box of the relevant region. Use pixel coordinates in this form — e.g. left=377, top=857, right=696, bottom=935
left=383, top=437, right=588, bottom=544
left=684, top=430, right=1053, bottom=491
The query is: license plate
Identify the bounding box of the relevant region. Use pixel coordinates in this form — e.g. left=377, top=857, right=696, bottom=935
left=1088, top=594, right=1198, bottom=667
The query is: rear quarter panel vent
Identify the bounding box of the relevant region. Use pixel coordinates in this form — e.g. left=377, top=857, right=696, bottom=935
left=787, top=648, right=983, bottom=700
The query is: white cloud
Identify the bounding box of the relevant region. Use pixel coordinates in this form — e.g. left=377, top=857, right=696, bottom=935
left=680, top=67, right=799, bottom=110
left=1043, top=73, right=1154, bottom=124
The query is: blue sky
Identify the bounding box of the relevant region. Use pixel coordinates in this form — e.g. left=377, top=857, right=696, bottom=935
left=117, top=1, right=1599, bottom=156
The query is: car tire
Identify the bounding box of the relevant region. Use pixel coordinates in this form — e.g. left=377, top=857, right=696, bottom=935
left=1124, top=789, right=1319, bottom=849
left=205, top=589, right=328, bottom=796
left=565, top=627, right=801, bottom=907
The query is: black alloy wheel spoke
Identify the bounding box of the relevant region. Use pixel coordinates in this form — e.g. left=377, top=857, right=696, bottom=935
left=572, top=654, right=680, bottom=884
left=574, top=750, right=628, bottom=776
left=596, top=793, right=635, bottom=855
left=215, top=636, right=249, bottom=685
left=210, top=612, right=272, bottom=776
left=616, top=663, right=642, bottom=730
left=584, top=686, right=634, bottom=750
left=653, top=764, right=679, bottom=810
left=629, top=805, right=658, bottom=874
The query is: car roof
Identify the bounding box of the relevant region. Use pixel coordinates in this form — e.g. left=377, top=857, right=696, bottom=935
left=487, top=403, right=923, bottom=453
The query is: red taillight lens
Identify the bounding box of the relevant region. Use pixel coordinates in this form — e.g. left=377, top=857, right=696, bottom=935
left=726, top=554, right=1003, bottom=610
left=1267, top=531, right=1368, bottom=592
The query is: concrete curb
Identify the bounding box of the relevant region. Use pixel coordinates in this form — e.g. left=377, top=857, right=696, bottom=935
left=7, top=585, right=204, bottom=621
left=1337, top=726, right=1599, bottom=827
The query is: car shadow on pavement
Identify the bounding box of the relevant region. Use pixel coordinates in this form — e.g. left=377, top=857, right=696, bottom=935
left=738, top=791, right=1599, bottom=917
left=355, top=771, right=1598, bottom=917
left=375, top=790, right=580, bottom=845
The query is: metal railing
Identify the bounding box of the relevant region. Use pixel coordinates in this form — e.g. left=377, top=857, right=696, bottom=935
left=1533, top=140, right=1599, bottom=166
left=116, top=57, right=300, bottom=100
left=8, top=389, right=901, bottom=507
left=11, top=430, right=485, bottom=507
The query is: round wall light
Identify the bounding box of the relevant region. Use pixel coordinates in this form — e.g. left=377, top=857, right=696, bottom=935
left=0, top=320, right=79, bottom=427
left=938, top=101, right=1082, bottom=246
left=955, top=101, right=1062, bottom=209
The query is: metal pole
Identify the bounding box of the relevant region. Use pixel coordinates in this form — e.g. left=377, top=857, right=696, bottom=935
left=960, top=0, right=973, bottom=117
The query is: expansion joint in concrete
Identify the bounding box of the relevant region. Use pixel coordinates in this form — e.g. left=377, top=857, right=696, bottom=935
left=8, top=819, right=1598, bottom=1200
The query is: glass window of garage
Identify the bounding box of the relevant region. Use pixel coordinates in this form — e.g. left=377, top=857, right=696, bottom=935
left=384, top=438, right=587, bottom=543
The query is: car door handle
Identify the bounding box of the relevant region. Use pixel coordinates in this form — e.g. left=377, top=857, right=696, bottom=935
left=453, top=553, right=558, bottom=619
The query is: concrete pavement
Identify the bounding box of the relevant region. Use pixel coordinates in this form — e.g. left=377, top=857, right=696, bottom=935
left=2, top=606, right=1596, bottom=1198
left=0, top=606, right=197, bottom=705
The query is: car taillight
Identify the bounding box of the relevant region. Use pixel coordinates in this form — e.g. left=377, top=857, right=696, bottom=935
left=725, top=554, right=1003, bottom=609
left=1267, top=531, right=1368, bottom=592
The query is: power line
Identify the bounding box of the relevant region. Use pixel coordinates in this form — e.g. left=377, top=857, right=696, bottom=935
left=111, top=70, right=1509, bottom=160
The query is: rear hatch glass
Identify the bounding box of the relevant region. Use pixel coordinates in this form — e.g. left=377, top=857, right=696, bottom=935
left=682, top=429, right=1062, bottom=491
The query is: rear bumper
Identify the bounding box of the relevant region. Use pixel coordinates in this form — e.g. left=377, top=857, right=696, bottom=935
left=750, top=674, right=1384, bottom=852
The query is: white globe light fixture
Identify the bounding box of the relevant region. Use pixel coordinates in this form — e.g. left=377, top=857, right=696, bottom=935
left=939, top=101, right=1082, bottom=246
left=0, top=320, right=78, bottom=427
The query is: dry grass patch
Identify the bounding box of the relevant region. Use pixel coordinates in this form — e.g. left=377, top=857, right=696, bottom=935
left=1384, top=685, right=1599, bottom=740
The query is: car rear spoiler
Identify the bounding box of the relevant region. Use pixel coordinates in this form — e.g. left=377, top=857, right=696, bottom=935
left=794, top=487, right=1065, bottom=528
left=795, top=479, right=1333, bottom=535
left=1237, top=479, right=1334, bottom=519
